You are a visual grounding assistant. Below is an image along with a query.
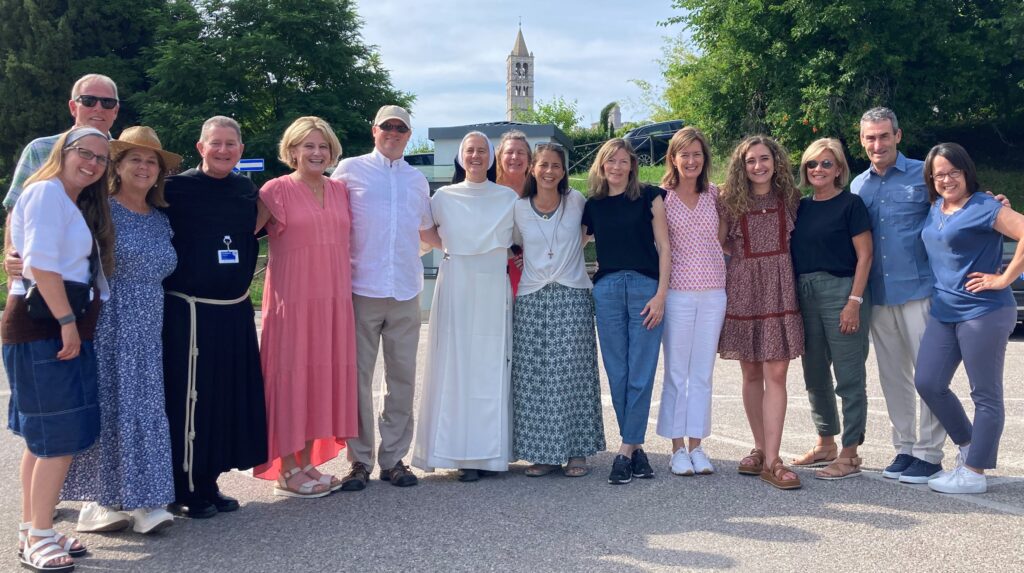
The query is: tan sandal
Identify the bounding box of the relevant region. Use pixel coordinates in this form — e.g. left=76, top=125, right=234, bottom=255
left=525, top=464, right=558, bottom=477
left=274, top=467, right=330, bottom=498
left=563, top=458, right=589, bottom=478
left=738, top=448, right=765, bottom=475
left=790, top=443, right=838, bottom=467
left=815, top=456, right=863, bottom=480
left=761, top=458, right=802, bottom=490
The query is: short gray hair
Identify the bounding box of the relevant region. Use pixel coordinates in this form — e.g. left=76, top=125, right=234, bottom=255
left=200, top=116, right=243, bottom=143
left=71, top=74, right=119, bottom=100
left=860, top=107, right=899, bottom=133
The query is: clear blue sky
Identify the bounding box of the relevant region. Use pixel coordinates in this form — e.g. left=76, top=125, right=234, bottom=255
left=354, top=1, right=685, bottom=143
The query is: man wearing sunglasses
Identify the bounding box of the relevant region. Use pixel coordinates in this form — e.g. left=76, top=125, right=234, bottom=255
left=4, top=74, right=119, bottom=213
left=329, top=105, right=439, bottom=491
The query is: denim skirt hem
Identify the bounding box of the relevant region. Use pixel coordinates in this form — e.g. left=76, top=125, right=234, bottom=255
left=3, top=338, right=100, bottom=457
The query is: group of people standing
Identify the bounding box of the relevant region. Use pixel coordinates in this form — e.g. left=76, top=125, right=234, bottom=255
left=1, top=71, right=1021, bottom=572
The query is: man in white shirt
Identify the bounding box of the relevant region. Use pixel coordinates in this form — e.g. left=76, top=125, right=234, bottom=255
left=331, top=105, right=437, bottom=490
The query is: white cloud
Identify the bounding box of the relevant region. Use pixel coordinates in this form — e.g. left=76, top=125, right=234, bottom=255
left=354, top=0, right=685, bottom=140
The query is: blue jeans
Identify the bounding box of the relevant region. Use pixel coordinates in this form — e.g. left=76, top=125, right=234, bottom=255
left=4, top=338, right=100, bottom=458
left=592, top=271, right=664, bottom=444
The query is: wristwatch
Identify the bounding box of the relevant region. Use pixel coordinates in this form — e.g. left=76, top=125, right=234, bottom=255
left=57, top=313, right=77, bottom=326
left=848, top=295, right=864, bottom=304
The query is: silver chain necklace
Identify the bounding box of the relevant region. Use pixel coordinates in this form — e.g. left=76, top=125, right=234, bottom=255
left=531, top=195, right=563, bottom=259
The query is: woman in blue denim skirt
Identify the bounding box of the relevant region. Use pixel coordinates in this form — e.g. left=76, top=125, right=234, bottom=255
left=2, top=126, right=113, bottom=573
left=582, top=138, right=671, bottom=485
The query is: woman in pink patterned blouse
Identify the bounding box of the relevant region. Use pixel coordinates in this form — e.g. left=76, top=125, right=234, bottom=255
left=656, top=127, right=728, bottom=477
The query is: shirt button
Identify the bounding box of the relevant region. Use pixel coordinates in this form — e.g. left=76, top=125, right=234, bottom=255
left=881, top=236, right=885, bottom=240
left=881, top=218, right=885, bottom=222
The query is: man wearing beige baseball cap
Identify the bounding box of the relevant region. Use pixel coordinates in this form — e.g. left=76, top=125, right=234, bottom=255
left=330, top=105, right=440, bottom=491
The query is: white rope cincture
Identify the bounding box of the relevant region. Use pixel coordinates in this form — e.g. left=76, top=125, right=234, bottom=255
left=166, top=289, right=250, bottom=492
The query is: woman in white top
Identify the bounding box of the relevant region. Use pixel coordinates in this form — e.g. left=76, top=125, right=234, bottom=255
left=511, top=143, right=605, bottom=478
left=412, top=132, right=518, bottom=482
left=2, top=126, right=113, bottom=573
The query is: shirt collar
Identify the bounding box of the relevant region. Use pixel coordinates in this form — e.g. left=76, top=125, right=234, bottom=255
left=870, top=152, right=908, bottom=177
left=371, top=147, right=405, bottom=169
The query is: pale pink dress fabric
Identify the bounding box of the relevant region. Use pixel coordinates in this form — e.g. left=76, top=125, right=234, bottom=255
left=254, top=175, right=358, bottom=480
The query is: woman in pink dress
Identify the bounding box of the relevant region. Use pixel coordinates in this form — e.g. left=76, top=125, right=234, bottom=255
left=254, top=116, right=358, bottom=498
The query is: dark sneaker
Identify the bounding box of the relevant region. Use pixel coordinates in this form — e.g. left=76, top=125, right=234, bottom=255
left=341, top=462, right=370, bottom=491
left=458, top=469, right=480, bottom=482
left=881, top=453, right=917, bottom=479
left=898, top=458, right=943, bottom=484
left=608, top=455, right=633, bottom=484
left=379, top=461, right=418, bottom=487
left=631, top=448, right=655, bottom=479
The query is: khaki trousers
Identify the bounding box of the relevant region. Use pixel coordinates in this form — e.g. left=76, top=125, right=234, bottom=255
left=349, top=294, right=421, bottom=472
left=870, top=297, right=946, bottom=464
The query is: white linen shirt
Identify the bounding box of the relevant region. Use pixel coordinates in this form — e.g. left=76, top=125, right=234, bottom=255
left=10, top=178, right=110, bottom=299
left=332, top=148, right=432, bottom=301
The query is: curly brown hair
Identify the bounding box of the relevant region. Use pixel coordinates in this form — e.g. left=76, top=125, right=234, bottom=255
left=720, top=135, right=800, bottom=221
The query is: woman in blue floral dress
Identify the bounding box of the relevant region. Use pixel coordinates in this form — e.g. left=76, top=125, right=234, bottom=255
left=62, top=127, right=181, bottom=534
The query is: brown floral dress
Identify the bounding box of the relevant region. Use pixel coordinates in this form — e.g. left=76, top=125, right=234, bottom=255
left=718, top=192, right=804, bottom=362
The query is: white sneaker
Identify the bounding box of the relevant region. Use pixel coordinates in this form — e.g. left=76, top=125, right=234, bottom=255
left=77, top=502, right=130, bottom=532
left=671, top=447, right=694, bottom=476
left=928, top=465, right=987, bottom=494
left=130, top=508, right=175, bottom=534
left=689, top=446, right=715, bottom=475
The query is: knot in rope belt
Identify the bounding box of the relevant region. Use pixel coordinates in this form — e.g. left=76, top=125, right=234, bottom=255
left=166, top=290, right=250, bottom=492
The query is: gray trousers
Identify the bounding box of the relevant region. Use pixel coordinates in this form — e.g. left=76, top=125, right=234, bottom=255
left=914, top=305, right=1016, bottom=470
left=797, top=272, right=871, bottom=448
left=348, top=294, right=421, bottom=472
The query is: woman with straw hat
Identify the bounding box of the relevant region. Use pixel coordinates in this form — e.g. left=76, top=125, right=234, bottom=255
left=61, top=126, right=184, bottom=535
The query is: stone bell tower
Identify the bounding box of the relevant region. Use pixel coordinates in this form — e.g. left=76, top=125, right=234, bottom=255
left=506, top=25, right=534, bottom=121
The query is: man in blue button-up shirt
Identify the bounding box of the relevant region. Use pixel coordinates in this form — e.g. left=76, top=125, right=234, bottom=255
left=851, top=107, right=947, bottom=484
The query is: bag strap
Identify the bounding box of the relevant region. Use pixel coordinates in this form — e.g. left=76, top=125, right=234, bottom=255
left=18, top=239, right=100, bottom=292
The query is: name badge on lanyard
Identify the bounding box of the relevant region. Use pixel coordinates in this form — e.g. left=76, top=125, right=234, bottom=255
left=218, top=235, right=239, bottom=264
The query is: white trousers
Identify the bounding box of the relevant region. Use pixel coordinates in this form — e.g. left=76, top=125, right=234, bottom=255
left=656, top=289, right=726, bottom=440
left=870, top=297, right=946, bottom=464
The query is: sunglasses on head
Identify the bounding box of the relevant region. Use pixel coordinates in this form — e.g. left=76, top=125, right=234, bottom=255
left=75, top=95, right=119, bottom=110
left=805, top=159, right=834, bottom=170
left=378, top=122, right=409, bottom=133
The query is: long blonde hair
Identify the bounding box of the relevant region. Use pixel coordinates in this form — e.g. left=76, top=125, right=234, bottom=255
left=587, top=138, right=641, bottom=200
left=25, top=128, right=115, bottom=276
left=720, top=135, right=799, bottom=221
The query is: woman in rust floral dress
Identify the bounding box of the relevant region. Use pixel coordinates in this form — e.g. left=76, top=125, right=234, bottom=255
left=719, top=135, right=804, bottom=490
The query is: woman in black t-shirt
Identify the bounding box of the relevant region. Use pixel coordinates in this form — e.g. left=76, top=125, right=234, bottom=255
left=790, top=138, right=873, bottom=480
left=582, top=138, right=671, bottom=485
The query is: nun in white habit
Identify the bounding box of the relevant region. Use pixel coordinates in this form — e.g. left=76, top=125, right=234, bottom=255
left=413, top=132, right=518, bottom=481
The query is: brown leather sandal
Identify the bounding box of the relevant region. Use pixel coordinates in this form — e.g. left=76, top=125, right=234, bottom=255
left=814, top=456, right=863, bottom=480
left=738, top=449, right=766, bottom=475
left=790, top=443, right=838, bottom=467
left=760, top=458, right=802, bottom=490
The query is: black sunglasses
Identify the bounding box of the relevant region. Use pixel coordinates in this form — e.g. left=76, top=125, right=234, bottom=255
left=378, top=122, right=410, bottom=133
left=75, top=95, right=119, bottom=110
left=805, top=159, right=834, bottom=170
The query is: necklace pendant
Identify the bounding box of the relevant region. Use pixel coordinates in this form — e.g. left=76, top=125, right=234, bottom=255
left=547, top=251, right=554, bottom=259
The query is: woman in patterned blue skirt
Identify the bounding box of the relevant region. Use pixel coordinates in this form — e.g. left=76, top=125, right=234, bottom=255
left=62, top=127, right=181, bottom=534
left=511, top=143, right=605, bottom=477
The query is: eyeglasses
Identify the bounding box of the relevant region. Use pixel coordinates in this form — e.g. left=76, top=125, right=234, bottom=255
left=805, top=159, right=834, bottom=170
left=75, top=95, right=119, bottom=110
left=931, top=169, right=963, bottom=182
left=378, top=122, right=409, bottom=133
left=65, top=146, right=109, bottom=166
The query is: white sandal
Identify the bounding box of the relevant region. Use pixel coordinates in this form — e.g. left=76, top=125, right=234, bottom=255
left=303, top=464, right=343, bottom=492
left=21, top=528, right=75, bottom=572
left=274, top=467, right=329, bottom=499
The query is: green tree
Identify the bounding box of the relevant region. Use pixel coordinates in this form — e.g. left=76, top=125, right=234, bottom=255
left=137, top=0, right=412, bottom=182
left=659, top=0, right=1024, bottom=159
left=0, top=0, right=166, bottom=190
left=516, top=96, right=582, bottom=133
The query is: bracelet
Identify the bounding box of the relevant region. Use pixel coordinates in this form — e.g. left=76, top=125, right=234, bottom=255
left=57, top=313, right=77, bottom=326
left=848, top=295, right=864, bottom=304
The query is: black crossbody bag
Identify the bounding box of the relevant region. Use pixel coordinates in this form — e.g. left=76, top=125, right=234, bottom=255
left=22, top=241, right=99, bottom=321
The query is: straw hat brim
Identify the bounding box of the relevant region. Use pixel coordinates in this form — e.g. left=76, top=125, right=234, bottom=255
left=109, top=140, right=183, bottom=172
